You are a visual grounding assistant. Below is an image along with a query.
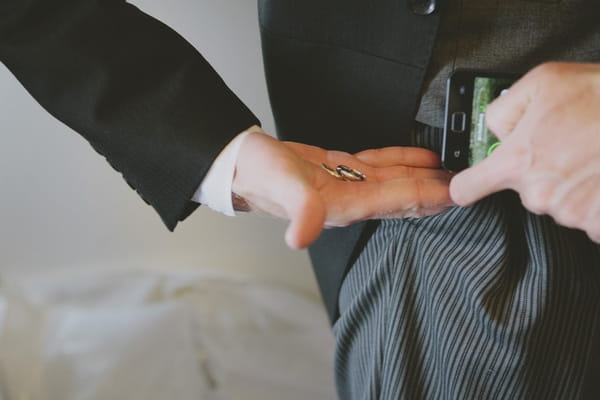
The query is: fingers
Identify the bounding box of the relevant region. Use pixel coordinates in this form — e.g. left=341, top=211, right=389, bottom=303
left=449, top=144, right=517, bottom=206
left=325, top=177, right=453, bottom=226
left=485, top=71, right=537, bottom=140
left=371, top=165, right=452, bottom=182
left=354, top=146, right=441, bottom=168
left=366, top=178, right=453, bottom=218
left=286, top=142, right=442, bottom=170
left=240, top=135, right=452, bottom=247
left=285, top=141, right=447, bottom=183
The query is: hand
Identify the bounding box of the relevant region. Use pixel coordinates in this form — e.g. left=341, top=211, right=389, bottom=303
left=450, top=62, right=600, bottom=242
left=232, top=131, right=453, bottom=249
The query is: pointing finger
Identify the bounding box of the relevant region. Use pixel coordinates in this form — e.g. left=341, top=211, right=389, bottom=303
left=449, top=145, right=515, bottom=205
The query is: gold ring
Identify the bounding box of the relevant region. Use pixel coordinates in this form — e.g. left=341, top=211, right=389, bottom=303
left=321, top=163, right=366, bottom=181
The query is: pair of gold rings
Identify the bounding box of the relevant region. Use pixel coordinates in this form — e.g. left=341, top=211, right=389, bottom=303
left=321, top=163, right=366, bottom=182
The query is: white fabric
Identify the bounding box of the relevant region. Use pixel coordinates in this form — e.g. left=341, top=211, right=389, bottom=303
left=192, top=126, right=263, bottom=216
left=0, top=268, right=336, bottom=400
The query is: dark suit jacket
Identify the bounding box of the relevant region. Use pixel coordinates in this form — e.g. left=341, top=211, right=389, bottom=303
left=258, top=1, right=441, bottom=322
left=0, top=0, right=440, bottom=323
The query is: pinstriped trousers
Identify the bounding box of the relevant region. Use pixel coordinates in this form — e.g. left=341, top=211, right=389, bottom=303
left=333, top=192, right=600, bottom=399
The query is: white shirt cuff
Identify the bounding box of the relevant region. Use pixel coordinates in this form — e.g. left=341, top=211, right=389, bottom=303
left=191, top=126, right=263, bottom=216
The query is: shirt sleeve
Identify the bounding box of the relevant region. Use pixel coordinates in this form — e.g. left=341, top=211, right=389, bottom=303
left=191, top=126, right=264, bottom=216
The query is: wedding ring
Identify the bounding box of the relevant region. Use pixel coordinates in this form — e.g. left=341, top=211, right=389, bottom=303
left=321, top=163, right=366, bottom=181
left=321, top=163, right=343, bottom=179
left=336, top=165, right=366, bottom=181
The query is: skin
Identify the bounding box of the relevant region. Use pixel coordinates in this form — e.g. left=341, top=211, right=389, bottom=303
left=232, top=62, right=600, bottom=248
left=232, top=130, right=454, bottom=249
left=451, top=62, right=600, bottom=243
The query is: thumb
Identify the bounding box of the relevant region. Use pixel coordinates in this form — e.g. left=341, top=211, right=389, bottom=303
left=283, top=187, right=326, bottom=250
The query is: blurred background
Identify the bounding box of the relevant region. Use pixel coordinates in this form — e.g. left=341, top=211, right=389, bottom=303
left=0, top=0, right=336, bottom=398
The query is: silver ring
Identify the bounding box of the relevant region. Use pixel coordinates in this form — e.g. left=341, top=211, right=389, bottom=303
left=336, top=165, right=366, bottom=181
left=321, top=163, right=366, bottom=181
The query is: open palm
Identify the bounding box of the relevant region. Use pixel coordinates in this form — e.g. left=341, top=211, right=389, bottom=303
left=233, top=131, right=453, bottom=249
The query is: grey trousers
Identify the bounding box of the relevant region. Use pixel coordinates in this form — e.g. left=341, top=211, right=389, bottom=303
left=333, top=193, right=600, bottom=399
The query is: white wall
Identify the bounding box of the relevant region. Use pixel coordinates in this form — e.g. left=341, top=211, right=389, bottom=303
left=0, top=0, right=321, bottom=299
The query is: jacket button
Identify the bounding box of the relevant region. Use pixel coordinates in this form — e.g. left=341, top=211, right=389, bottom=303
left=409, top=0, right=437, bottom=15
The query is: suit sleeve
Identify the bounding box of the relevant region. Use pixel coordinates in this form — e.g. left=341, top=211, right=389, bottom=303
left=0, top=0, right=260, bottom=230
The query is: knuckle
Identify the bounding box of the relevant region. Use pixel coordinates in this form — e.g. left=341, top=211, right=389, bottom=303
left=520, top=182, right=555, bottom=215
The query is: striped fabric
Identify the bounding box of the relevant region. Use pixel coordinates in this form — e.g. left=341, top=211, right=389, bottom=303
left=410, top=121, right=444, bottom=155
left=333, top=192, right=600, bottom=399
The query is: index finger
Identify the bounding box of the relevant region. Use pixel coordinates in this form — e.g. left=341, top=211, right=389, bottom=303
left=449, top=144, right=514, bottom=205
